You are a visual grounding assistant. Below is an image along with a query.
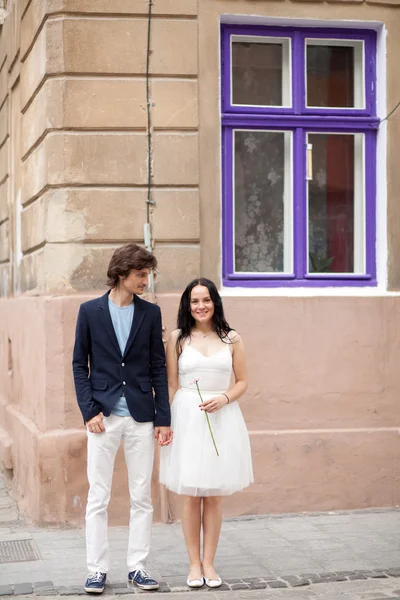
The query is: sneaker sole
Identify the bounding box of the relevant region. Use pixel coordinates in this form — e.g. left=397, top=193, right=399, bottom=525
left=129, top=581, right=159, bottom=591
left=84, top=587, right=105, bottom=594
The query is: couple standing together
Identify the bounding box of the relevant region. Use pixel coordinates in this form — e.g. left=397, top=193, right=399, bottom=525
left=72, top=243, right=253, bottom=594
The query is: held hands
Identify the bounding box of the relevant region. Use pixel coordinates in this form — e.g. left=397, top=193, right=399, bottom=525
left=86, top=412, right=105, bottom=433
left=200, top=395, right=229, bottom=414
left=155, top=426, right=173, bottom=446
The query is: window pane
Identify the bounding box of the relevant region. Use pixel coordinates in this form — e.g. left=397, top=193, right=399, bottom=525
left=234, top=130, right=292, bottom=273
left=306, top=40, right=364, bottom=108
left=231, top=36, right=291, bottom=106
left=307, top=133, right=365, bottom=275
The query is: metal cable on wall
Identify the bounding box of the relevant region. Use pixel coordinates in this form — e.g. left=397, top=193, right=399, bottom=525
left=144, top=0, right=155, bottom=294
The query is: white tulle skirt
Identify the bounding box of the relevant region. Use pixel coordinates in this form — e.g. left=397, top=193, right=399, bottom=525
left=160, top=387, right=254, bottom=497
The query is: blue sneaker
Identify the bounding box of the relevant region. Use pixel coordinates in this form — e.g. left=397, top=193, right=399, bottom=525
left=128, top=568, right=159, bottom=590
left=84, top=572, right=107, bottom=594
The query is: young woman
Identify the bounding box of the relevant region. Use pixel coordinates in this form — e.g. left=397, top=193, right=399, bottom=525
left=160, top=278, right=253, bottom=588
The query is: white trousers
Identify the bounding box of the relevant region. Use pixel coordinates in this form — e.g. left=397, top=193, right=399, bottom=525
left=86, top=414, right=155, bottom=573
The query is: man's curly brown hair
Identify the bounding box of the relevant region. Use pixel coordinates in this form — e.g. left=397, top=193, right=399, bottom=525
left=106, top=244, right=157, bottom=288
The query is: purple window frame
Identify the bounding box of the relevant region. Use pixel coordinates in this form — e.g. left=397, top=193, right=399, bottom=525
left=221, top=25, right=379, bottom=288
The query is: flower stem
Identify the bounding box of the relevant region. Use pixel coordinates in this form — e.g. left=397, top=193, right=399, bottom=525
left=196, top=382, right=219, bottom=457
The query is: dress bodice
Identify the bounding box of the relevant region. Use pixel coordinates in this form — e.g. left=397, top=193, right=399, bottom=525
left=178, top=344, right=232, bottom=393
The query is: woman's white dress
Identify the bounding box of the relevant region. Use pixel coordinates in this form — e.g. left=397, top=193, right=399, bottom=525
left=160, top=344, right=254, bottom=496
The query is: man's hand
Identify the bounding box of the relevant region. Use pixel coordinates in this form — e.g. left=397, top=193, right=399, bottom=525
left=86, top=412, right=105, bottom=433
left=154, top=426, right=173, bottom=446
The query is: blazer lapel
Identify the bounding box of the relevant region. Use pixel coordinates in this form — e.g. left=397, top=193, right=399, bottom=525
left=123, top=295, right=145, bottom=358
left=97, top=291, right=122, bottom=356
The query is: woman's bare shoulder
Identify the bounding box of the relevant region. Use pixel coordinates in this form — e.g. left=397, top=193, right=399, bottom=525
left=227, top=329, right=241, bottom=343
left=168, top=329, right=180, bottom=341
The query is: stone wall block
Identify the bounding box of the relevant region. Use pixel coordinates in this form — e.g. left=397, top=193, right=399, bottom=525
left=20, top=20, right=64, bottom=111
left=21, top=139, right=46, bottom=205
left=10, top=0, right=22, bottom=66
left=20, top=0, right=47, bottom=60
left=22, top=79, right=64, bottom=158
left=44, top=243, right=116, bottom=292
left=0, top=220, right=9, bottom=262
left=0, top=178, right=8, bottom=223
left=153, top=133, right=199, bottom=185
left=63, top=79, right=147, bottom=129
left=152, top=189, right=199, bottom=241
left=20, top=249, right=44, bottom=293
left=62, top=18, right=197, bottom=76
left=151, top=20, right=198, bottom=75
left=21, top=197, right=46, bottom=252
left=62, top=18, right=147, bottom=74
left=48, top=133, right=148, bottom=186
left=152, top=80, right=198, bottom=129
left=20, top=26, right=47, bottom=110
left=0, top=64, right=8, bottom=111
left=0, top=97, right=9, bottom=147
left=0, top=263, right=10, bottom=296
left=0, top=13, right=10, bottom=74
left=154, top=244, right=200, bottom=291
left=0, top=138, right=9, bottom=184
left=20, top=0, right=67, bottom=60
left=45, top=188, right=146, bottom=243
left=59, top=0, right=198, bottom=15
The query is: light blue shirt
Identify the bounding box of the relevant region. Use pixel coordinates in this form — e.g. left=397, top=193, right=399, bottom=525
left=108, top=297, right=134, bottom=417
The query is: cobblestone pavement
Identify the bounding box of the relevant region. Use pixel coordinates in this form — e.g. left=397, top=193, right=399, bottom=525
left=1, top=475, right=400, bottom=599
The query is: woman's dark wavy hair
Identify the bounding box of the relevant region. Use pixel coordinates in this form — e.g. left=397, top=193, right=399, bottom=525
left=176, top=278, right=232, bottom=355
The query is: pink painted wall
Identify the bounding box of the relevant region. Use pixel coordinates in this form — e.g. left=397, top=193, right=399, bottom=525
left=1, top=293, right=400, bottom=525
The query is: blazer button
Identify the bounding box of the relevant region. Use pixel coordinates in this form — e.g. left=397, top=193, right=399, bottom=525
left=123, top=381, right=126, bottom=385
left=121, top=362, right=125, bottom=367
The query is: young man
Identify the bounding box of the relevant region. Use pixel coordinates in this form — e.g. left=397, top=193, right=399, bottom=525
left=72, top=244, right=172, bottom=594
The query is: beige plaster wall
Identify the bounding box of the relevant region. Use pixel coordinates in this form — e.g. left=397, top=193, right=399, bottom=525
left=0, top=0, right=201, bottom=297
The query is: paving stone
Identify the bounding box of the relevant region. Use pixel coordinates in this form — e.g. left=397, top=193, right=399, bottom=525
left=13, top=583, right=33, bottom=595
left=215, top=583, right=230, bottom=591
left=0, top=586, right=13, bottom=597
left=249, top=582, right=267, bottom=589
left=165, top=579, right=185, bottom=588
left=267, top=581, right=288, bottom=588
left=33, top=582, right=54, bottom=588
left=349, top=574, right=368, bottom=580
left=281, top=575, right=300, bottom=582
left=57, top=587, right=87, bottom=595
left=291, top=579, right=311, bottom=587
left=114, top=588, right=138, bottom=595
left=230, top=583, right=250, bottom=590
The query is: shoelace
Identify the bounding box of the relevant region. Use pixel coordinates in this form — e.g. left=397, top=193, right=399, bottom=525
left=135, top=569, right=153, bottom=581
left=88, top=572, right=104, bottom=583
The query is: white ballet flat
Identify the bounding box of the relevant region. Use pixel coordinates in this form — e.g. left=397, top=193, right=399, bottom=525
left=186, top=576, right=205, bottom=588
left=204, top=576, right=222, bottom=588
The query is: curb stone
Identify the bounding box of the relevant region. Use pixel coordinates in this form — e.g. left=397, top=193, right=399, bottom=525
left=1, top=569, right=400, bottom=596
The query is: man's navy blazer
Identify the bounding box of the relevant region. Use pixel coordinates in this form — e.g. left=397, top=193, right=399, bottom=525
left=72, top=291, right=171, bottom=427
